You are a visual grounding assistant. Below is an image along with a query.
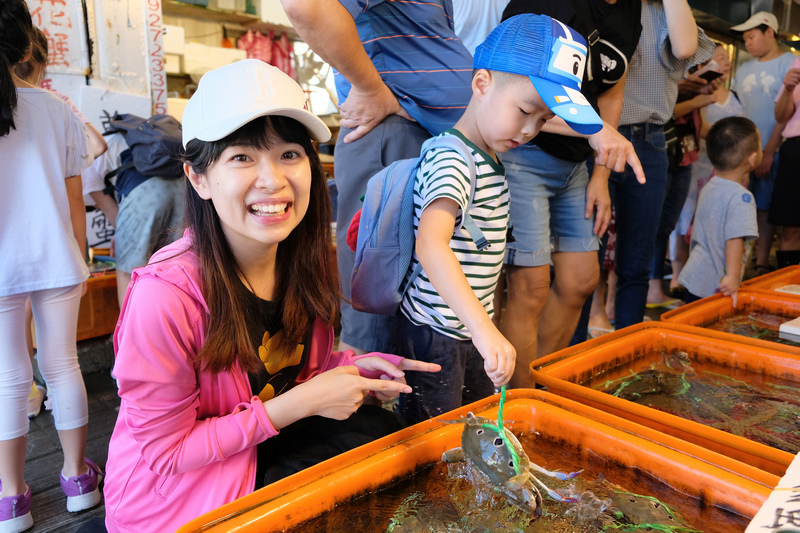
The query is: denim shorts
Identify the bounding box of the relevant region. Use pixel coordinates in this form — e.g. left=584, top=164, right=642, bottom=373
left=501, top=143, right=599, bottom=267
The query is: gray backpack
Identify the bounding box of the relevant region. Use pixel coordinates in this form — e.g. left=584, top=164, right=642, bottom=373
left=349, top=135, right=489, bottom=315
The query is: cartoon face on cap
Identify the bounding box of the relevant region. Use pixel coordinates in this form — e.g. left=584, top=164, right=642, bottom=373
left=546, top=19, right=587, bottom=90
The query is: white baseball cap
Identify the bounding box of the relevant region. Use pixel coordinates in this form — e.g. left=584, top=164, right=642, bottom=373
left=181, top=59, right=331, bottom=148
left=730, top=11, right=779, bottom=33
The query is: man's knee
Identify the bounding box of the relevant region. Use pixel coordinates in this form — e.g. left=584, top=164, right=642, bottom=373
left=504, top=266, right=551, bottom=311
left=553, top=264, right=599, bottom=302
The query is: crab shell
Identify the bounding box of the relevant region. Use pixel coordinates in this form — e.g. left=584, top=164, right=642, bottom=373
left=446, top=413, right=543, bottom=517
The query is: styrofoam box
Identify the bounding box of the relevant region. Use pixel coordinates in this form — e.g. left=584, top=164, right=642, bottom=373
left=775, top=284, right=800, bottom=295
left=182, top=42, right=246, bottom=77
left=164, top=53, right=183, bottom=74
left=211, top=0, right=246, bottom=11
left=778, top=315, right=800, bottom=343
left=167, top=98, right=189, bottom=122
left=162, top=25, right=186, bottom=55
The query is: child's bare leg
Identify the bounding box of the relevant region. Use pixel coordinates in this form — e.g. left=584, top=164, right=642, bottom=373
left=670, top=236, right=689, bottom=291
left=0, top=437, right=27, bottom=497
left=58, top=426, right=89, bottom=478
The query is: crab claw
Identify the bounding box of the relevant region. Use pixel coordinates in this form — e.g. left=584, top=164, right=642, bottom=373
left=441, top=447, right=466, bottom=463
left=518, top=485, right=544, bottom=518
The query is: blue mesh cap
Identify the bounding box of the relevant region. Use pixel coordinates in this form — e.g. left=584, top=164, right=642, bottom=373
left=473, top=14, right=603, bottom=135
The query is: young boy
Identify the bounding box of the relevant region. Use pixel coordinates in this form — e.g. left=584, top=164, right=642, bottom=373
left=678, top=116, right=761, bottom=304
left=398, top=13, right=604, bottom=424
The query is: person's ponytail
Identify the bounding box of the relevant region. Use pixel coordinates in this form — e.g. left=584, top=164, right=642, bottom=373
left=0, top=0, right=34, bottom=137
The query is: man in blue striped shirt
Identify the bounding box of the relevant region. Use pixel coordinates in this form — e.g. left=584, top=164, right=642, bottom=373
left=281, top=0, right=474, bottom=355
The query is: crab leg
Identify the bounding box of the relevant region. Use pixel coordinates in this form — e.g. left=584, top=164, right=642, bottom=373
left=529, top=474, right=579, bottom=503
left=528, top=462, right=583, bottom=481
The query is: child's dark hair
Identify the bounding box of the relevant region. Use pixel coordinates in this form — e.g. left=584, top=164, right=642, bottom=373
left=0, top=0, right=34, bottom=136
left=706, top=116, right=760, bottom=172
left=182, top=115, right=340, bottom=374
left=14, top=25, right=47, bottom=82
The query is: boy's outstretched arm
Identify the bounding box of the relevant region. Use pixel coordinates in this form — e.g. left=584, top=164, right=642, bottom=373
left=416, top=198, right=515, bottom=386
left=719, top=237, right=745, bottom=303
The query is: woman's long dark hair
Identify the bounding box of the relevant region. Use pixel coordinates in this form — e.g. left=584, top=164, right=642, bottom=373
left=182, top=116, right=339, bottom=373
left=0, top=0, right=33, bottom=136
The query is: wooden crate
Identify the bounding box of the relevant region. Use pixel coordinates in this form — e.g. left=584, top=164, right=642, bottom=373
left=77, top=273, right=120, bottom=341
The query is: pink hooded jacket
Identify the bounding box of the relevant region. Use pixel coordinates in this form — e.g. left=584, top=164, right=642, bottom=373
left=104, top=233, right=402, bottom=532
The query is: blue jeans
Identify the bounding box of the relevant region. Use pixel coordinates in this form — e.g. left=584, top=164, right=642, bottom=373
left=608, top=123, right=669, bottom=329
left=749, top=152, right=779, bottom=211
left=396, top=314, right=495, bottom=426
left=650, top=162, right=693, bottom=279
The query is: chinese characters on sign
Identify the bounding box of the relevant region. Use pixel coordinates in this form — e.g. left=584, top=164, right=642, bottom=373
left=87, top=210, right=115, bottom=248
left=29, top=0, right=87, bottom=76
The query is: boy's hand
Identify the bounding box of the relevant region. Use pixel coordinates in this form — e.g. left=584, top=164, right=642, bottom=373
left=472, top=326, right=516, bottom=387
left=718, top=273, right=739, bottom=299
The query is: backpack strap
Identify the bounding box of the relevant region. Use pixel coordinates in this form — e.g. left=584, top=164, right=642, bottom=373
left=401, top=134, right=491, bottom=299
left=102, top=161, right=135, bottom=197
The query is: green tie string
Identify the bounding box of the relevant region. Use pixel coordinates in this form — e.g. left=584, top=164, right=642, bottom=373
left=498, top=384, right=506, bottom=430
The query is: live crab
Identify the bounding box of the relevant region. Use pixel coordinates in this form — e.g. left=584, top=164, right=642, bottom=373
left=442, top=412, right=582, bottom=518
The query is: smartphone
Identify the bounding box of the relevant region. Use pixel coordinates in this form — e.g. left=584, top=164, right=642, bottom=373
left=695, top=59, right=722, bottom=82
left=698, top=69, right=724, bottom=82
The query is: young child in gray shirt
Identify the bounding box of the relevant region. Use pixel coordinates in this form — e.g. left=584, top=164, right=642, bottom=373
left=678, top=117, right=761, bottom=303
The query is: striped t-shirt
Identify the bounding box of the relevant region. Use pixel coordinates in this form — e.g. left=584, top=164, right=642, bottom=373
left=400, top=130, right=507, bottom=340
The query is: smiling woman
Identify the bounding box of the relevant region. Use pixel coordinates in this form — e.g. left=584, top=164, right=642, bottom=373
left=101, top=59, right=441, bottom=533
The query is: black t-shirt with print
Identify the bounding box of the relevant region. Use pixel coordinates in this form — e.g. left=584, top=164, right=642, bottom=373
left=241, top=286, right=310, bottom=402
left=502, top=0, right=642, bottom=162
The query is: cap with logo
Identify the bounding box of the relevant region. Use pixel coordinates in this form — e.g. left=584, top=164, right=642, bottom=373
left=181, top=59, right=331, bottom=148
left=473, top=13, right=603, bottom=135
left=730, top=11, right=779, bottom=33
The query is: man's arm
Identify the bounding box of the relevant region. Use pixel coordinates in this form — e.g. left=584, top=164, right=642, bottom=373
left=663, top=0, right=698, bottom=60
left=585, top=72, right=628, bottom=236
left=540, top=109, right=645, bottom=184
left=280, top=0, right=410, bottom=143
